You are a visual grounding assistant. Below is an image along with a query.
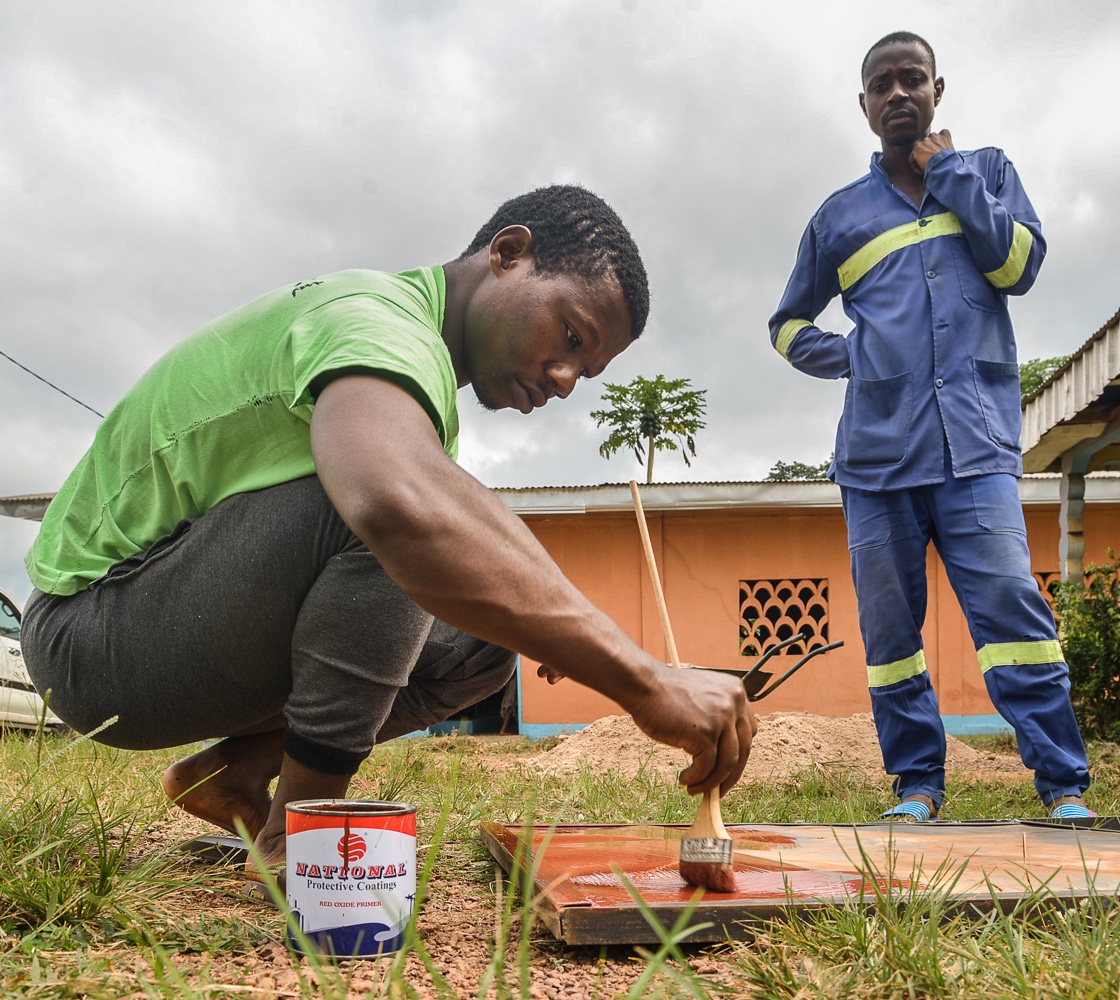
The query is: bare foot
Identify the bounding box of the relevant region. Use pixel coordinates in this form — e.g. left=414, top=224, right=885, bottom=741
left=161, top=731, right=284, bottom=841
left=244, top=825, right=287, bottom=885
left=242, top=751, right=352, bottom=886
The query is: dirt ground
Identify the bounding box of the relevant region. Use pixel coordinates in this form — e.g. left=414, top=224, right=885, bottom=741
left=145, top=714, right=1026, bottom=998
left=149, top=871, right=665, bottom=999
left=529, top=711, right=1023, bottom=784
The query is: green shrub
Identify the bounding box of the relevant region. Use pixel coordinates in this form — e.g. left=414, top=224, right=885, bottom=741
left=1053, top=551, right=1120, bottom=742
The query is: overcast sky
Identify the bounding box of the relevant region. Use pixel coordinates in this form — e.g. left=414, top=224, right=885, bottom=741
left=2, top=0, right=1118, bottom=604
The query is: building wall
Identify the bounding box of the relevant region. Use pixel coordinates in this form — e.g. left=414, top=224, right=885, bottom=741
left=515, top=502, right=1120, bottom=735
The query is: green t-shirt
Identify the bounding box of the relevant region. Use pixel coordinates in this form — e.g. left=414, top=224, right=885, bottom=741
left=27, top=267, right=458, bottom=596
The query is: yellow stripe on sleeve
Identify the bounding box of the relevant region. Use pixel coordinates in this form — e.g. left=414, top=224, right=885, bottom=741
left=775, top=319, right=812, bottom=360
left=976, top=640, right=1063, bottom=674
left=983, top=222, right=1033, bottom=289
left=837, top=213, right=962, bottom=291
left=867, top=650, right=927, bottom=688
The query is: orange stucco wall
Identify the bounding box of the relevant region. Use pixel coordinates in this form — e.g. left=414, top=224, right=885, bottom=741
left=516, top=502, right=1120, bottom=727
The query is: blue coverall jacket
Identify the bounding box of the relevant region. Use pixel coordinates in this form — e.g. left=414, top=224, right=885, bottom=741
left=768, top=147, right=1045, bottom=490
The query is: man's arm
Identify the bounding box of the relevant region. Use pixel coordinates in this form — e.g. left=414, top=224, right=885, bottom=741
left=309, top=374, right=755, bottom=795
left=917, top=132, right=1046, bottom=296
left=768, top=219, right=850, bottom=378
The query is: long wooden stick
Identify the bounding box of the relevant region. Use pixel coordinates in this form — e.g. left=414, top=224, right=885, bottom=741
left=630, top=481, right=733, bottom=891
left=629, top=481, right=681, bottom=669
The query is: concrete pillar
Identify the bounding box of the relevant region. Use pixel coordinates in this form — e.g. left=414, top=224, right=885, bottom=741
left=1058, top=453, right=1085, bottom=584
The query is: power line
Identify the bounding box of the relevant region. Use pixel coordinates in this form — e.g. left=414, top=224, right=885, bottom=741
left=0, top=348, right=104, bottom=419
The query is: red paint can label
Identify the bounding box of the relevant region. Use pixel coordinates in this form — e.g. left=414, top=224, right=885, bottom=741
left=285, top=799, right=417, bottom=957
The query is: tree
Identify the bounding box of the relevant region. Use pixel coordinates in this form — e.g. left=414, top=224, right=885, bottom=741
left=1019, top=355, right=1070, bottom=400
left=591, top=375, right=707, bottom=484
left=767, top=456, right=833, bottom=481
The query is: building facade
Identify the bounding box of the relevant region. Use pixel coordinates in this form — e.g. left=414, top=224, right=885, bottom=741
left=498, top=476, right=1120, bottom=738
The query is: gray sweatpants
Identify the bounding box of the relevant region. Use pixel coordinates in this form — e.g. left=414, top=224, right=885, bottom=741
left=22, top=476, right=517, bottom=775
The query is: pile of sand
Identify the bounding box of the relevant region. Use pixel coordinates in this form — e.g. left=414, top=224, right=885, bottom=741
left=530, top=712, right=1023, bottom=783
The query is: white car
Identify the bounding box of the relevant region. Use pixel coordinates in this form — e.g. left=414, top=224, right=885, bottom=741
left=0, top=587, right=66, bottom=733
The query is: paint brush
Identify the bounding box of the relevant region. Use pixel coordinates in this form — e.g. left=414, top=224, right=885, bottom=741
left=679, top=789, right=736, bottom=892
left=630, top=480, right=736, bottom=893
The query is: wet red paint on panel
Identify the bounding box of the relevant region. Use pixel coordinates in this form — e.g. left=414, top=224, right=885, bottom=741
left=485, top=823, right=911, bottom=907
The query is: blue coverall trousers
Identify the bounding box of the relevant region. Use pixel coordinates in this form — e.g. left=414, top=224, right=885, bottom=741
left=841, top=470, right=1090, bottom=809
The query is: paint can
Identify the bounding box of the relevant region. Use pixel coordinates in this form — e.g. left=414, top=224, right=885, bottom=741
left=285, top=799, right=417, bottom=958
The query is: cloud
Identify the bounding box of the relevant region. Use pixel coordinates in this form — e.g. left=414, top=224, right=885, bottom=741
left=2, top=0, right=1118, bottom=601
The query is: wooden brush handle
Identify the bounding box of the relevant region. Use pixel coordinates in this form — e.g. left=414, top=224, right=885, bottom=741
left=629, top=481, right=681, bottom=669
left=697, top=788, right=730, bottom=840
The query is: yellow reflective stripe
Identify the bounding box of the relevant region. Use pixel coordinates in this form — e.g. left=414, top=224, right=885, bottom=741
left=775, top=319, right=812, bottom=360
left=867, top=650, right=927, bottom=688
left=983, top=222, right=1033, bottom=288
left=976, top=640, right=1063, bottom=674
left=838, top=213, right=962, bottom=291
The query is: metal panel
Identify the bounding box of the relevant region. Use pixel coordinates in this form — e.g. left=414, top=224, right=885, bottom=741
left=482, top=820, right=1120, bottom=946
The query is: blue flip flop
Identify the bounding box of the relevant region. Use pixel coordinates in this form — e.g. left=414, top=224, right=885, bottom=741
left=881, top=798, right=936, bottom=822
left=1049, top=802, right=1096, bottom=820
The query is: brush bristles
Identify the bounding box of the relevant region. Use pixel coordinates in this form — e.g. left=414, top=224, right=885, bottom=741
left=679, top=857, right=736, bottom=893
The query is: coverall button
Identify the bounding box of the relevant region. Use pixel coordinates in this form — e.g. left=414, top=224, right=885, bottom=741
left=935, top=378, right=944, bottom=388
left=927, top=270, right=936, bottom=279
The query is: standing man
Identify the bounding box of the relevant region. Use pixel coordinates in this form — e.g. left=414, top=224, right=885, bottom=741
left=769, top=33, right=1091, bottom=820
left=22, top=184, right=756, bottom=879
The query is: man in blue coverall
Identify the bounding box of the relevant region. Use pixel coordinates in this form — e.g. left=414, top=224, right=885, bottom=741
left=769, top=31, right=1092, bottom=820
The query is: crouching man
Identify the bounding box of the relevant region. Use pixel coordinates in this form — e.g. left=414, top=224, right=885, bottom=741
left=22, top=184, right=756, bottom=881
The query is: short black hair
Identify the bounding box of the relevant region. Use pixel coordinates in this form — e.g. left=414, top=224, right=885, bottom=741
left=861, top=31, right=936, bottom=85
left=460, top=184, right=650, bottom=339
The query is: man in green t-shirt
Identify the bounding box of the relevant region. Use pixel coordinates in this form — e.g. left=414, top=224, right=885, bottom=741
left=21, top=185, right=756, bottom=884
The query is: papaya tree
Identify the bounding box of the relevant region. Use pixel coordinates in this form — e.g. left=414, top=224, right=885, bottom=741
left=591, top=375, right=706, bottom=484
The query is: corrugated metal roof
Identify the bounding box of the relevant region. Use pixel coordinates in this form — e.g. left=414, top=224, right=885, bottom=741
left=491, top=478, right=829, bottom=491
left=1021, top=304, right=1120, bottom=407
left=493, top=474, right=1120, bottom=514
left=5, top=474, right=1120, bottom=523
left=1021, top=306, right=1120, bottom=472
left=493, top=479, right=841, bottom=512
left=0, top=494, right=55, bottom=520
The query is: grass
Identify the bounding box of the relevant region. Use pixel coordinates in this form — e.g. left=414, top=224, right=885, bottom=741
left=0, top=727, right=1115, bottom=997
